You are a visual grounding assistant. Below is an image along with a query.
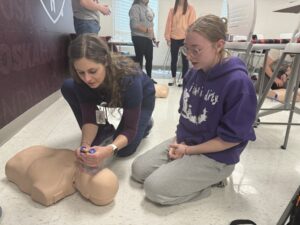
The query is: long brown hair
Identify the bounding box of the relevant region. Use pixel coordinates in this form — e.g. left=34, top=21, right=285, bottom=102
left=187, top=14, right=228, bottom=59
left=68, top=34, right=140, bottom=108
left=174, top=0, right=188, bottom=15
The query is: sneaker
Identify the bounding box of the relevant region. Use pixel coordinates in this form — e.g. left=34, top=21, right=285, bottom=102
left=211, top=179, right=227, bottom=188
left=177, top=78, right=183, bottom=87
left=168, top=77, right=176, bottom=86
left=151, top=79, right=157, bottom=84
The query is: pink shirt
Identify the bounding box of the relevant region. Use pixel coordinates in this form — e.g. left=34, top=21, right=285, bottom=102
left=164, top=5, right=196, bottom=41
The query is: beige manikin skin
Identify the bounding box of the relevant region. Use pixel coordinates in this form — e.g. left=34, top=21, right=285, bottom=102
left=5, top=146, right=119, bottom=206
left=154, top=84, right=169, bottom=98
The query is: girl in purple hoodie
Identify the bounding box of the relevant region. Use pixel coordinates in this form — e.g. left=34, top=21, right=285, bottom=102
left=131, top=14, right=257, bottom=205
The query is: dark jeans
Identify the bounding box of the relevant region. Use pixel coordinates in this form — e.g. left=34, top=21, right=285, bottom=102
left=132, top=36, right=153, bottom=78
left=170, top=39, right=189, bottom=78
left=73, top=17, right=100, bottom=35
left=61, top=79, right=155, bottom=157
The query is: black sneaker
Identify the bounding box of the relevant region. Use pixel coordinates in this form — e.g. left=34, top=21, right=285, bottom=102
left=211, top=179, right=227, bottom=188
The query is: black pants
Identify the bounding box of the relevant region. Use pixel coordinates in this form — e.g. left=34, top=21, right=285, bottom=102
left=171, top=39, right=189, bottom=78
left=132, top=36, right=153, bottom=78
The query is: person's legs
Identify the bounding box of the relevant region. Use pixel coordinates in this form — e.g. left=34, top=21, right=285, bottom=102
left=115, top=92, right=155, bottom=157
left=180, top=40, right=189, bottom=79
left=132, top=36, right=145, bottom=70
left=134, top=146, right=235, bottom=205
left=170, top=39, right=180, bottom=78
left=131, top=138, right=173, bottom=182
left=73, top=17, right=100, bottom=35
left=144, top=38, right=153, bottom=79
left=61, top=79, right=82, bottom=127
left=117, top=101, right=155, bottom=157
left=169, top=39, right=181, bottom=86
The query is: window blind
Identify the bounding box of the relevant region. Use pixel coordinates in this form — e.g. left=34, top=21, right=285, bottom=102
left=221, top=0, right=228, bottom=18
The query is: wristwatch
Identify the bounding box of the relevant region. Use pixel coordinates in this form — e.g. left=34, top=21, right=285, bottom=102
left=108, top=144, right=118, bottom=155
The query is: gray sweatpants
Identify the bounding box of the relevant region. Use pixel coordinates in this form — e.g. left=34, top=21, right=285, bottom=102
left=131, top=137, right=235, bottom=205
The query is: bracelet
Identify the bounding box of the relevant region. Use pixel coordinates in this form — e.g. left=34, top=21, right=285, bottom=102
left=108, top=144, right=118, bottom=155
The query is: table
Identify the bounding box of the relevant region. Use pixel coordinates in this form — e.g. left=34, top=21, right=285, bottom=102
left=107, top=41, right=133, bottom=52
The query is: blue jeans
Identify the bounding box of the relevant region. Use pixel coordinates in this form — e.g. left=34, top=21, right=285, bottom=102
left=73, top=17, right=100, bottom=35
left=61, top=79, right=155, bottom=157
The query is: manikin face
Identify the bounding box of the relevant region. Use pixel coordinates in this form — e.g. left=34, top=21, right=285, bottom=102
left=183, top=31, right=225, bottom=71
left=74, top=57, right=106, bottom=89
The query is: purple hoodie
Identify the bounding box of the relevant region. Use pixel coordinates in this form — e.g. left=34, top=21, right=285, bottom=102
left=176, top=57, right=257, bottom=164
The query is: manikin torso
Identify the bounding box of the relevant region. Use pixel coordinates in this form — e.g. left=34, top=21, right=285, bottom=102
left=5, top=146, right=119, bottom=206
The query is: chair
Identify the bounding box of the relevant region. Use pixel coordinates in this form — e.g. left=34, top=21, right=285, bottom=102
left=255, top=18, right=300, bottom=149
left=225, top=0, right=257, bottom=64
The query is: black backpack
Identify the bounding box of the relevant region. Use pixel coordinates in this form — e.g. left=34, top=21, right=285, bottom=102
left=230, top=220, right=256, bottom=225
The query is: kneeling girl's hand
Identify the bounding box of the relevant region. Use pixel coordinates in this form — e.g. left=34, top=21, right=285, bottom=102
left=168, top=143, right=188, bottom=160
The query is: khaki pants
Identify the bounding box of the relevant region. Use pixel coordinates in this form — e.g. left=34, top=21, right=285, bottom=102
left=131, top=138, right=235, bottom=205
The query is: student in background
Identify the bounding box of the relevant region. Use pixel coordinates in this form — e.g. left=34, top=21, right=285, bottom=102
left=131, top=15, right=257, bottom=205
left=264, top=50, right=293, bottom=89
left=129, top=0, right=157, bottom=84
left=71, top=0, right=111, bottom=35
left=164, top=0, right=196, bottom=86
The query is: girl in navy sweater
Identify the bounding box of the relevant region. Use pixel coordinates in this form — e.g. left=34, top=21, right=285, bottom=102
left=61, top=34, right=155, bottom=170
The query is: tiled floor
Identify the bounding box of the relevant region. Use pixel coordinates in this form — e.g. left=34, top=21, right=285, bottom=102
left=1, top=78, right=300, bottom=225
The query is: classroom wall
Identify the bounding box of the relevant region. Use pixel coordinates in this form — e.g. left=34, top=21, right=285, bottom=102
left=0, top=0, right=74, bottom=129
left=100, top=0, right=299, bottom=66
left=255, top=0, right=299, bottom=38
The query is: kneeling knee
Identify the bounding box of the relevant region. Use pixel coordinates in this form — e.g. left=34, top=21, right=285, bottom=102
left=131, top=159, right=146, bottom=183
left=143, top=178, right=172, bottom=205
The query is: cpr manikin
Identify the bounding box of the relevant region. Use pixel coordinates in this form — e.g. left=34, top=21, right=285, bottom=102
left=5, top=146, right=119, bottom=206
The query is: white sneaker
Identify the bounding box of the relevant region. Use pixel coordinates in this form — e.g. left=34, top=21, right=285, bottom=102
left=168, top=77, right=176, bottom=86
left=177, top=78, right=183, bottom=87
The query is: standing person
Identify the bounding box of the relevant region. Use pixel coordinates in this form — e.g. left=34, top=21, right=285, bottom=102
left=71, top=0, right=111, bottom=35
left=165, top=0, right=196, bottom=86
left=131, top=15, right=257, bottom=205
left=61, top=34, right=155, bottom=171
left=129, top=0, right=157, bottom=84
